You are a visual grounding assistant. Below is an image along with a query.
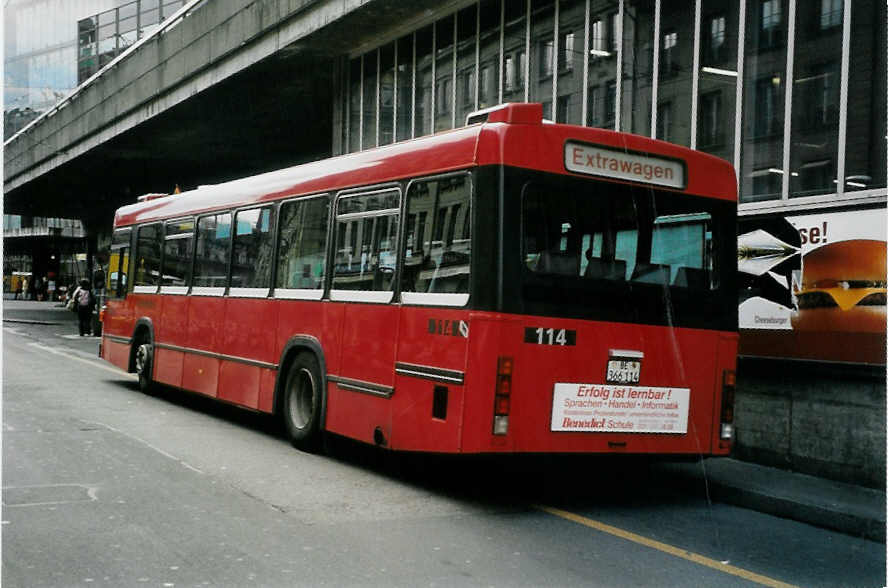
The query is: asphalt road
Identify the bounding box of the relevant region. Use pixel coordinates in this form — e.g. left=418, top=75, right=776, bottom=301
left=3, top=307, right=885, bottom=587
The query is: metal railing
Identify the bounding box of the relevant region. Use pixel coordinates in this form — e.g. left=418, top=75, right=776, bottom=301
left=77, top=0, right=189, bottom=84
left=4, top=0, right=208, bottom=147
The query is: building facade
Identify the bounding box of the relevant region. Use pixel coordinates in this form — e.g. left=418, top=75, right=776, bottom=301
left=332, top=0, right=886, bottom=367
left=337, top=0, right=885, bottom=202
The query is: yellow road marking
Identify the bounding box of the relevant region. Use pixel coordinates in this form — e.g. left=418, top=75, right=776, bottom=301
left=536, top=505, right=798, bottom=588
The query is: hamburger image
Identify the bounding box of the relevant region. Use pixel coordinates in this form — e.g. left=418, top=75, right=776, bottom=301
left=791, top=239, right=886, bottom=333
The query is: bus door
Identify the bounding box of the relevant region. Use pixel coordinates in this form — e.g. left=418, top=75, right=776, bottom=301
left=325, top=189, right=401, bottom=446
left=392, top=173, right=473, bottom=452
left=101, top=227, right=134, bottom=371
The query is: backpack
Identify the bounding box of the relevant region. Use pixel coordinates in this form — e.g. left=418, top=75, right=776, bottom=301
left=78, top=289, right=91, bottom=308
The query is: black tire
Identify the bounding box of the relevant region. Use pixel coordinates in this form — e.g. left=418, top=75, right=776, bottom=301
left=282, top=353, right=322, bottom=451
left=134, top=337, right=155, bottom=394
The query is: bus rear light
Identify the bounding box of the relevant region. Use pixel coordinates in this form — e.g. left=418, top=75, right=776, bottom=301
left=723, top=369, right=736, bottom=388
left=496, top=377, right=511, bottom=397
left=494, top=394, right=510, bottom=415
left=720, top=369, right=736, bottom=439
left=493, top=356, right=513, bottom=435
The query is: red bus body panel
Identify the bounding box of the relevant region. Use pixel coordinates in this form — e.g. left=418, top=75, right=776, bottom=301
left=102, top=104, right=737, bottom=456
left=459, top=313, right=737, bottom=455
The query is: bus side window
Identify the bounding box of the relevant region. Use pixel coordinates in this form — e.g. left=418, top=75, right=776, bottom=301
left=276, top=196, right=330, bottom=290
left=401, top=175, right=471, bottom=295
left=133, top=224, right=162, bottom=291
left=331, top=190, right=400, bottom=293
left=162, top=219, right=194, bottom=288
left=108, top=227, right=132, bottom=298
left=232, top=206, right=275, bottom=289
left=194, top=213, right=232, bottom=288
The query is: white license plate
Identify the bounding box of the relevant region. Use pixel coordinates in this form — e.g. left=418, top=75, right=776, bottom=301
left=606, top=359, right=641, bottom=384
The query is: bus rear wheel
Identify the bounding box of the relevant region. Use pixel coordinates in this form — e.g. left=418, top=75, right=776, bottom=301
left=282, top=353, right=321, bottom=451
left=134, top=338, right=155, bottom=394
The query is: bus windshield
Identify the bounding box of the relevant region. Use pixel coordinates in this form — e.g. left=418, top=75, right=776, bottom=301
left=512, top=170, right=736, bottom=331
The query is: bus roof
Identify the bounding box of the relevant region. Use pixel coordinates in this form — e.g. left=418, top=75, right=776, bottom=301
left=114, top=103, right=736, bottom=227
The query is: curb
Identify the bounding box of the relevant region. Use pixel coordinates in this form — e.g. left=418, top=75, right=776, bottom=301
left=707, top=481, right=886, bottom=543
left=3, top=318, right=63, bottom=325
left=661, top=459, right=887, bottom=543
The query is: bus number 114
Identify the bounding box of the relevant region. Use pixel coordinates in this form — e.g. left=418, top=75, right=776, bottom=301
left=524, top=327, right=576, bottom=346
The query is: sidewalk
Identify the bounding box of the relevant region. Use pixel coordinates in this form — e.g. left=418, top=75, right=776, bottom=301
left=662, top=458, right=885, bottom=542
left=2, top=298, right=79, bottom=325
left=3, top=299, right=885, bottom=542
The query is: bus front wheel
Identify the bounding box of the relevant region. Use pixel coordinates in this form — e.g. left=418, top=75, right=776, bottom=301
left=282, top=353, right=321, bottom=451
left=134, top=339, right=155, bottom=394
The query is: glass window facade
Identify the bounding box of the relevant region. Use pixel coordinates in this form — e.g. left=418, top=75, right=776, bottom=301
left=622, top=0, right=653, bottom=135
left=5, top=0, right=127, bottom=137
left=341, top=0, right=885, bottom=206
left=379, top=44, right=395, bottom=146
left=435, top=14, right=456, bottom=132
left=698, top=0, right=738, bottom=164
left=845, top=0, right=886, bottom=193
left=456, top=5, right=479, bottom=126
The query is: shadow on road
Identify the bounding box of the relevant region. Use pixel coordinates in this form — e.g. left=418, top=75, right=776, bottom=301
left=322, top=434, right=712, bottom=512
left=129, top=381, right=714, bottom=512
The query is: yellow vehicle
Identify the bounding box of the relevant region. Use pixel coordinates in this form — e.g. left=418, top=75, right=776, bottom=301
left=106, top=250, right=129, bottom=296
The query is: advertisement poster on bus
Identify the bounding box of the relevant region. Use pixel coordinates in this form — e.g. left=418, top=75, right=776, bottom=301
left=738, top=207, right=886, bottom=365
left=551, top=383, right=690, bottom=434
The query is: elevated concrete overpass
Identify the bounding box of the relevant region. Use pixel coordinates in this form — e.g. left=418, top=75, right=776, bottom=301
left=3, top=0, right=442, bottom=233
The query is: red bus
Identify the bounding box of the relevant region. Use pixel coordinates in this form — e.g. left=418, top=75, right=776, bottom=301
left=100, top=103, right=737, bottom=456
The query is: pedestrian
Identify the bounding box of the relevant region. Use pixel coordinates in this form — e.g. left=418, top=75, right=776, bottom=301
left=93, top=263, right=106, bottom=292
left=72, top=279, right=94, bottom=336
left=14, top=280, right=22, bottom=300
left=22, top=277, right=29, bottom=301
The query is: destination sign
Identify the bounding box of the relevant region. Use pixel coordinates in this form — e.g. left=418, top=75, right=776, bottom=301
left=564, top=141, right=685, bottom=189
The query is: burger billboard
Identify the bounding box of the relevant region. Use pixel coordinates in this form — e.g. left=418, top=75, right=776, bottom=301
left=791, top=239, right=886, bottom=334
left=739, top=208, right=887, bottom=365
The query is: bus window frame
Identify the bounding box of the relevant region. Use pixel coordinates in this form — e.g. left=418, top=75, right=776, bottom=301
left=229, top=203, right=276, bottom=299
left=160, top=217, right=195, bottom=296
left=109, top=226, right=132, bottom=299
left=133, top=222, right=163, bottom=294
left=400, top=170, right=474, bottom=307
left=329, top=183, right=402, bottom=304
left=191, top=210, right=233, bottom=297
left=272, top=193, right=331, bottom=302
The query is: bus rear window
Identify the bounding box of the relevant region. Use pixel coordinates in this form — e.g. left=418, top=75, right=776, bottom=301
left=522, top=183, right=718, bottom=290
